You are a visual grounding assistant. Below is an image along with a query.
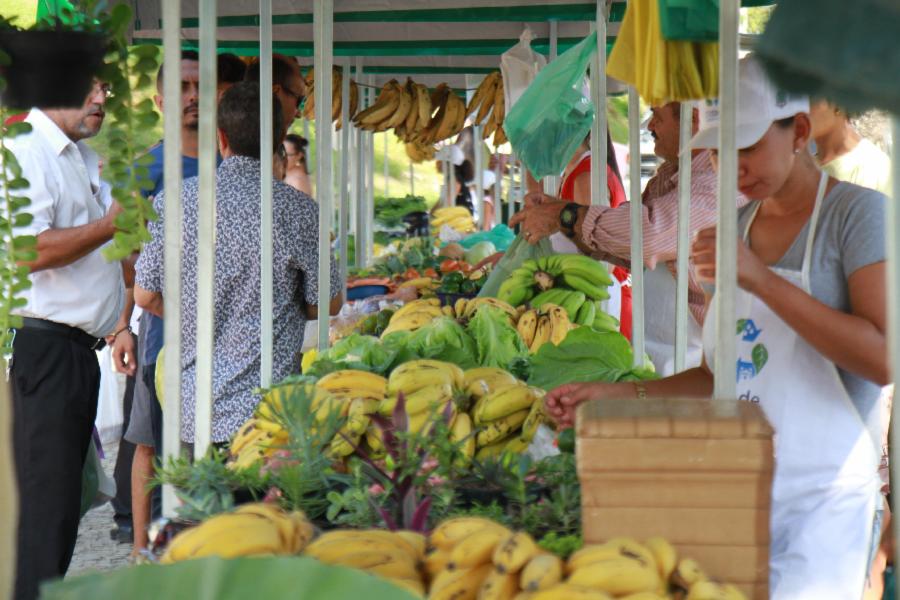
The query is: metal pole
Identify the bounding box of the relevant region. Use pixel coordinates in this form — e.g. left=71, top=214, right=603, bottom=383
left=628, top=87, right=644, bottom=366
left=493, top=155, right=502, bottom=225
left=303, top=117, right=311, bottom=174
left=383, top=131, right=389, bottom=197
left=888, top=117, right=900, bottom=600
left=367, top=74, right=375, bottom=265
left=314, top=0, right=333, bottom=351
left=446, top=148, right=455, bottom=208
left=713, top=0, right=740, bottom=400
left=544, top=20, right=560, bottom=197
left=474, top=124, right=484, bottom=229
left=339, top=58, right=351, bottom=300
left=259, top=0, right=273, bottom=388
left=409, top=161, right=415, bottom=197
left=355, top=63, right=367, bottom=268
left=674, top=102, right=693, bottom=373
left=193, top=0, right=217, bottom=459
left=589, top=7, right=608, bottom=207
left=160, top=0, right=182, bottom=517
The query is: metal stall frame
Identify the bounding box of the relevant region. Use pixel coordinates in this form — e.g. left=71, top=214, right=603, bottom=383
left=259, top=0, right=273, bottom=388
left=314, top=0, right=334, bottom=350
left=673, top=102, right=693, bottom=373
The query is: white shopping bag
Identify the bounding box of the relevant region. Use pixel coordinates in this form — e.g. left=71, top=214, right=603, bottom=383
left=500, top=28, right=547, bottom=112
left=94, top=347, right=124, bottom=446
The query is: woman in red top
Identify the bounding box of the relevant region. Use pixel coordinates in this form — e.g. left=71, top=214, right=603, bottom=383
left=553, top=132, right=632, bottom=340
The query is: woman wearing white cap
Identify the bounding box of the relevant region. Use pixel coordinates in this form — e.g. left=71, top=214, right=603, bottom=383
left=543, top=55, right=888, bottom=599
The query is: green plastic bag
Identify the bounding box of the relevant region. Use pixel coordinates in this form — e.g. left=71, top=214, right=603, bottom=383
left=504, top=32, right=596, bottom=179
left=477, top=234, right=554, bottom=298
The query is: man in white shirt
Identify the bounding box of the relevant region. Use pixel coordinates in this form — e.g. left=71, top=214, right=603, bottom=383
left=8, top=81, right=135, bottom=600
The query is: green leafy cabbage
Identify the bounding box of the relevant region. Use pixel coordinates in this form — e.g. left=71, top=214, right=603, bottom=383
left=406, top=317, right=478, bottom=369
left=466, top=306, right=529, bottom=370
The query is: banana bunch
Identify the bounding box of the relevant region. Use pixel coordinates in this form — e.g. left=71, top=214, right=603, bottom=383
left=427, top=518, right=560, bottom=600
left=399, top=277, right=440, bottom=295
left=498, top=254, right=614, bottom=320
left=472, top=383, right=546, bottom=461
left=227, top=417, right=289, bottom=470
left=416, top=83, right=468, bottom=145
left=517, top=303, right=577, bottom=353
left=466, top=71, right=508, bottom=147
left=160, top=503, right=315, bottom=563
left=452, top=297, right=519, bottom=323
left=380, top=298, right=444, bottom=338
left=406, top=139, right=437, bottom=163
left=313, top=369, right=387, bottom=458
left=431, top=206, right=476, bottom=235
left=395, top=79, right=436, bottom=143
left=384, top=359, right=465, bottom=405
left=303, top=528, right=428, bottom=597
left=302, top=66, right=359, bottom=128
left=353, top=79, right=410, bottom=133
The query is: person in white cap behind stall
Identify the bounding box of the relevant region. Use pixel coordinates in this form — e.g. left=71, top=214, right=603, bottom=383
left=468, top=169, right=497, bottom=230
left=540, top=54, right=888, bottom=599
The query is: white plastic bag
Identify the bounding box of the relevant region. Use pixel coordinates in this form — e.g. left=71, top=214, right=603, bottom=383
left=526, top=424, right=561, bottom=461
left=500, top=28, right=547, bottom=112
left=94, top=347, right=123, bottom=446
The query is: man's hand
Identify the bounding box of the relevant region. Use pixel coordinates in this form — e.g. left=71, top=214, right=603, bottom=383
left=509, top=197, right=567, bottom=245
left=545, top=381, right=633, bottom=428
left=109, top=329, right=137, bottom=377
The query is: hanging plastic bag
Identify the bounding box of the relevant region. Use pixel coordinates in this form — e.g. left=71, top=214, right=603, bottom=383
left=504, top=32, right=597, bottom=179
left=477, top=234, right=555, bottom=298
left=500, top=27, right=548, bottom=112
left=657, top=0, right=719, bottom=42
left=80, top=432, right=115, bottom=517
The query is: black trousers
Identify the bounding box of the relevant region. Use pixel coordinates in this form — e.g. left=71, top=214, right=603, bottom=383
left=12, top=328, right=100, bottom=600
left=111, top=332, right=139, bottom=526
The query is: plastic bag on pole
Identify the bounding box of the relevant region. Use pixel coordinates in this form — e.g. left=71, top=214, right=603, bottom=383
left=477, top=234, right=555, bottom=298
left=500, top=27, right=548, bottom=112
left=504, top=32, right=597, bottom=179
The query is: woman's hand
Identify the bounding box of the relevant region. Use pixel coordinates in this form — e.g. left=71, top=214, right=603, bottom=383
left=545, top=381, right=631, bottom=428
left=509, top=197, right=566, bottom=245
left=691, top=226, right=771, bottom=293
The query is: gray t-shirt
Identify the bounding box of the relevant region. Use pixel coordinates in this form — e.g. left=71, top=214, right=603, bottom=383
left=738, top=181, right=887, bottom=446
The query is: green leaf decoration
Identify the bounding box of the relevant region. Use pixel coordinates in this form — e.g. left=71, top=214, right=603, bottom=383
left=752, top=344, right=768, bottom=374
left=736, top=318, right=748, bottom=335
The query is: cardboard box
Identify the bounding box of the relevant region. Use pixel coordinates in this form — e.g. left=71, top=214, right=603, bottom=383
left=577, top=397, right=774, bottom=600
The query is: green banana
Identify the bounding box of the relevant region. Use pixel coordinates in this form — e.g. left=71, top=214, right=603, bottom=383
left=592, top=310, right=620, bottom=332
left=529, top=288, right=570, bottom=309
left=557, top=254, right=614, bottom=285
left=560, top=290, right=586, bottom=320
left=561, top=272, right=611, bottom=301
left=575, top=299, right=596, bottom=326
left=536, top=255, right=565, bottom=275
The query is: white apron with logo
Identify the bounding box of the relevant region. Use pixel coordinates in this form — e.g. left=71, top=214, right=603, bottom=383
left=644, top=263, right=703, bottom=376
left=703, top=173, right=880, bottom=599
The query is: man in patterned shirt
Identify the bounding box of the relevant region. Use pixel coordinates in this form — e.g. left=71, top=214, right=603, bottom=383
left=134, top=81, right=341, bottom=443
left=511, top=102, right=746, bottom=375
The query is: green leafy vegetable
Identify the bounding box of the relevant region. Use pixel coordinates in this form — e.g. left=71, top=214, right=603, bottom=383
left=528, top=327, right=644, bottom=390
left=406, top=317, right=478, bottom=369
left=466, top=306, right=529, bottom=370
left=374, top=194, right=428, bottom=228
left=305, top=334, right=399, bottom=377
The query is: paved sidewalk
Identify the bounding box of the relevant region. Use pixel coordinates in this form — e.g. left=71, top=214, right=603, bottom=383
left=67, top=444, right=132, bottom=578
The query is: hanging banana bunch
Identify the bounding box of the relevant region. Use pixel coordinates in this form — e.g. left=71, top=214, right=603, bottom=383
left=466, top=71, right=507, bottom=147
left=302, top=66, right=359, bottom=128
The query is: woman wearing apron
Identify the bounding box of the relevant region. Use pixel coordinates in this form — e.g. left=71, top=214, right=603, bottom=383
left=543, top=56, right=888, bottom=599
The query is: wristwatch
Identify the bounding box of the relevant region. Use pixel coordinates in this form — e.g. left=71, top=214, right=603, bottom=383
left=559, top=202, right=581, bottom=238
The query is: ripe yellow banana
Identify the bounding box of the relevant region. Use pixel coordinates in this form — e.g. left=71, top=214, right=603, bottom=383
left=475, top=384, right=538, bottom=423
left=479, top=568, right=520, bottom=600
left=470, top=71, right=500, bottom=121
left=475, top=409, right=529, bottom=447
left=685, top=581, right=746, bottom=600
left=492, top=77, right=505, bottom=126
left=672, top=557, right=708, bottom=588
left=547, top=305, right=572, bottom=345
left=403, top=79, right=419, bottom=134
left=387, top=577, right=427, bottom=598
left=464, top=297, right=518, bottom=321
left=401, top=383, right=454, bottom=416
left=464, top=367, right=520, bottom=399
left=530, top=584, right=615, bottom=600
left=388, top=359, right=464, bottom=395
left=618, top=593, right=669, bottom=600
left=493, top=531, right=540, bottom=574
left=381, top=80, right=413, bottom=129
left=161, top=512, right=286, bottom=563
left=567, top=556, right=660, bottom=596
left=424, top=548, right=452, bottom=580
left=644, top=537, right=677, bottom=582
left=516, top=310, right=538, bottom=348
left=327, top=427, right=361, bottom=458
left=233, top=504, right=314, bottom=553
left=414, top=83, right=432, bottom=131
left=380, top=311, right=436, bottom=337
left=493, top=125, right=508, bottom=147
left=316, top=370, right=387, bottom=400
left=529, top=316, right=552, bottom=353
left=353, top=80, right=402, bottom=127
left=429, top=563, right=493, bottom=600
left=520, top=397, right=546, bottom=443
left=503, top=436, right=530, bottom=454
left=429, top=517, right=508, bottom=552
left=520, top=553, right=563, bottom=591
left=306, top=530, right=420, bottom=562
left=331, top=68, right=342, bottom=122
left=395, top=531, right=426, bottom=560
left=448, top=527, right=511, bottom=570
left=393, top=297, right=440, bottom=319
left=450, top=412, right=476, bottom=463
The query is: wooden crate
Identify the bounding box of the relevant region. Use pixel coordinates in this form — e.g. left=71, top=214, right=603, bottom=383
left=577, top=397, right=774, bottom=600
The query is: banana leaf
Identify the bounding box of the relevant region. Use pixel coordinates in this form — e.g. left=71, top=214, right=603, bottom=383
left=41, top=556, right=418, bottom=600
left=528, top=327, right=635, bottom=390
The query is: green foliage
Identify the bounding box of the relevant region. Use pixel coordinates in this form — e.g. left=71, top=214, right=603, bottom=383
left=0, top=53, right=36, bottom=353
left=374, top=194, right=427, bottom=228
left=537, top=531, right=584, bottom=560
left=97, top=11, right=160, bottom=260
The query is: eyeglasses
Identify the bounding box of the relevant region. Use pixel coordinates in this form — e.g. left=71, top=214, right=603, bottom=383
left=91, top=80, right=113, bottom=100
left=281, top=86, right=305, bottom=111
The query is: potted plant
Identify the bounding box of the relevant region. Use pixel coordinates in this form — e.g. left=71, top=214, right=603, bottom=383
left=0, top=1, right=109, bottom=109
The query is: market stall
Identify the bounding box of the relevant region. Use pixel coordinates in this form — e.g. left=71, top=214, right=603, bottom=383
left=12, top=0, right=899, bottom=599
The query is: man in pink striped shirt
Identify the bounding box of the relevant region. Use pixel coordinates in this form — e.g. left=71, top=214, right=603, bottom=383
left=512, top=102, right=746, bottom=374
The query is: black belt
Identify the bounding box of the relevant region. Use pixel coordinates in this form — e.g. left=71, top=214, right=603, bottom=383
left=18, top=317, right=106, bottom=351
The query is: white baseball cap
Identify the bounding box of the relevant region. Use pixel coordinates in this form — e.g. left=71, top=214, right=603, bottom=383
left=688, top=55, right=809, bottom=151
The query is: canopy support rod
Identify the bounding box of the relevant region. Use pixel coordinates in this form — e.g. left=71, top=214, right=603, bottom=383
left=314, top=0, right=334, bottom=350
left=354, top=58, right=366, bottom=269
left=493, top=152, right=502, bottom=226
left=194, top=0, right=217, bottom=458
left=409, top=161, right=415, bottom=197
left=367, top=75, right=375, bottom=264
left=259, top=0, right=273, bottom=387
left=588, top=3, right=608, bottom=208
left=160, top=0, right=183, bottom=517
left=674, top=102, right=693, bottom=373
left=339, top=58, right=351, bottom=301
left=888, top=117, right=900, bottom=593
left=713, top=0, right=740, bottom=400
left=383, top=131, right=389, bottom=197
left=628, top=87, right=644, bottom=366
left=543, top=19, right=560, bottom=197
left=474, top=124, right=484, bottom=229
